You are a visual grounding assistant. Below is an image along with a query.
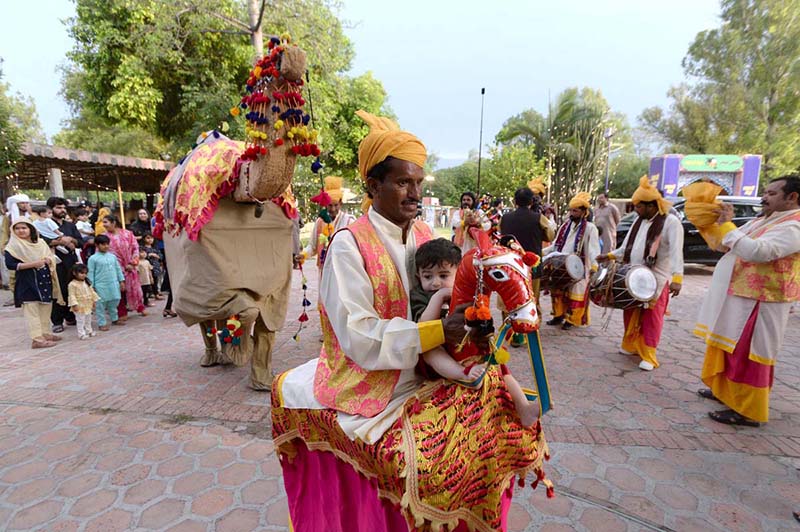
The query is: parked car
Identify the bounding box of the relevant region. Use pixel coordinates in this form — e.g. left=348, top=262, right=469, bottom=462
left=614, top=196, right=763, bottom=264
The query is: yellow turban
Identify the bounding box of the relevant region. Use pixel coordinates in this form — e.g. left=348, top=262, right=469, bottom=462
left=632, top=175, right=671, bottom=215
left=568, top=192, right=592, bottom=212
left=324, top=176, right=344, bottom=203
left=527, top=177, right=546, bottom=196
left=682, top=181, right=722, bottom=229
left=356, top=110, right=427, bottom=181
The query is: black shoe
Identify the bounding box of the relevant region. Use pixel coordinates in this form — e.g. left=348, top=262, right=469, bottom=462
left=546, top=317, right=564, bottom=326
left=561, top=322, right=573, bottom=330
left=51, top=324, right=65, bottom=333
left=65, top=320, right=77, bottom=327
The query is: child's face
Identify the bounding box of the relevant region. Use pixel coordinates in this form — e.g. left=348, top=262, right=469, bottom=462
left=97, top=243, right=110, bottom=253
left=78, top=214, right=88, bottom=221
left=144, top=236, right=154, bottom=246
left=418, top=262, right=457, bottom=293
left=139, top=251, right=147, bottom=259
left=76, top=271, right=87, bottom=281
left=40, top=209, right=52, bottom=219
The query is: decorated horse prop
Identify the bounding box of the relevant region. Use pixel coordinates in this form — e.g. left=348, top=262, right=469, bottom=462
left=446, top=227, right=552, bottom=413
left=155, top=35, right=319, bottom=391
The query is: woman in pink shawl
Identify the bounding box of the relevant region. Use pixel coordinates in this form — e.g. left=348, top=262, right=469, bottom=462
left=103, top=214, right=145, bottom=319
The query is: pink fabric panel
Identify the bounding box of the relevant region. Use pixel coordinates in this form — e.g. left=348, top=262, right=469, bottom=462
left=282, top=442, right=513, bottom=532
left=723, top=302, right=774, bottom=388
left=623, top=284, right=669, bottom=348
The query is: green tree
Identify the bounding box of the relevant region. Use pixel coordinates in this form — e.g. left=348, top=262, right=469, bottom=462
left=1, top=65, right=45, bottom=181
left=640, top=0, right=800, bottom=178
left=604, top=153, right=650, bottom=198
left=482, top=144, right=545, bottom=202
left=496, top=87, right=629, bottom=215
left=58, top=0, right=389, bottom=183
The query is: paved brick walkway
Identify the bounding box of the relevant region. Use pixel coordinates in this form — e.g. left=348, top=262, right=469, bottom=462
left=0, top=262, right=798, bottom=531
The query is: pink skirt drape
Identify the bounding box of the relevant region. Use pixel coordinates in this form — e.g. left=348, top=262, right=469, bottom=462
left=282, top=441, right=513, bottom=532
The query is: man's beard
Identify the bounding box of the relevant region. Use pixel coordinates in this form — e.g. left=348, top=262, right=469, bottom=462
left=570, top=215, right=582, bottom=223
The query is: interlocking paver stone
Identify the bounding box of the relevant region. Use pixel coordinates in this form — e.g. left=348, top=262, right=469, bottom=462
left=0, top=263, right=797, bottom=530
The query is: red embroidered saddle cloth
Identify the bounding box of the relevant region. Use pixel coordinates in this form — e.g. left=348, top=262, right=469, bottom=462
left=272, top=366, right=551, bottom=531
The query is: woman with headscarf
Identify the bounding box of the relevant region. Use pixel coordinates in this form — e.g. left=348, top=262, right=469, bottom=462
left=4, top=218, right=65, bottom=348
left=103, top=214, right=145, bottom=320
left=129, top=209, right=151, bottom=243
left=94, top=207, right=111, bottom=235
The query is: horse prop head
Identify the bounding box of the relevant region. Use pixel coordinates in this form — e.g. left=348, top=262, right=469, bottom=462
left=451, top=228, right=539, bottom=335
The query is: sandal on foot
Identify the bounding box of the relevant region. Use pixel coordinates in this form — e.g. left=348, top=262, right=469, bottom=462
left=162, top=310, right=177, bottom=318
left=708, top=409, right=760, bottom=427
left=697, top=388, right=721, bottom=402
left=31, top=339, right=56, bottom=349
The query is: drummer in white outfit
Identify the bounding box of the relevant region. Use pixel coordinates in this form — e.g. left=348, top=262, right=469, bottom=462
left=599, top=177, right=684, bottom=371
left=543, top=192, right=600, bottom=330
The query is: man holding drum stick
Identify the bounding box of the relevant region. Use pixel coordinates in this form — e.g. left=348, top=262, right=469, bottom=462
left=544, top=192, right=600, bottom=330
left=598, top=177, right=684, bottom=371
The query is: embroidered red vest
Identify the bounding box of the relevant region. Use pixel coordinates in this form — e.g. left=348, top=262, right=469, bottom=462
left=313, top=216, right=433, bottom=417
left=729, top=210, right=800, bottom=303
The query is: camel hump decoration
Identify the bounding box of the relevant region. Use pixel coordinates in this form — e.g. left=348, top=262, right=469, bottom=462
left=154, top=35, right=318, bottom=391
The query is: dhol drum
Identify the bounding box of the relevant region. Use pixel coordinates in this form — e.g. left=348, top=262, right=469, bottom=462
left=542, top=253, right=585, bottom=290
left=590, top=262, right=657, bottom=309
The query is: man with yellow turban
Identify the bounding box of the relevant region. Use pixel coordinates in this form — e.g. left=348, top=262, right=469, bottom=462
left=272, top=111, right=552, bottom=530
left=543, top=191, right=600, bottom=330
left=693, top=176, right=800, bottom=427
left=600, top=176, right=684, bottom=371
left=300, top=176, right=356, bottom=274
left=527, top=177, right=547, bottom=199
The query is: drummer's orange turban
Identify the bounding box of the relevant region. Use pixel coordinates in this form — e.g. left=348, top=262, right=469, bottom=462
left=356, top=110, right=427, bottom=180
left=568, top=192, right=591, bottom=212
left=324, top=176, right=344, bottom=203
left=527, top=177, right=546, bottom=196
left=632, top=175, right=671, bottom=215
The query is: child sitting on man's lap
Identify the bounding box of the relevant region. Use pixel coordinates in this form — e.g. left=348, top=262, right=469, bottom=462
left=411, top=238, right=539, bottom=427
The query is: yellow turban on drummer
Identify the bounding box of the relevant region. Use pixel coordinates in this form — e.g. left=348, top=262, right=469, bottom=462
left=631, top=175, right=671, bottom=215
left=324, top=176, right=344, bottom=203
left=528, top=177, right=546, bottom=197
left=356, top=110, right=427, bottom=181
left=568, top=192, right=592, bottom=212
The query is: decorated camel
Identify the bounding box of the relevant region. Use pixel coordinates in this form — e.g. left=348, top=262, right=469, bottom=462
left=155, top=36, right=319, bottom=391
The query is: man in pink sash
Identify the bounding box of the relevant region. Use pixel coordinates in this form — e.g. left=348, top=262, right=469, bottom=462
left=272, top=111, right=551, bottom=531
left=696, top=176, right=800, bottom=426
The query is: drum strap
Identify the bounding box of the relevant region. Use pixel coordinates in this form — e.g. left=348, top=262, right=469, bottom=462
left=624, top=214, right=666, bottom=264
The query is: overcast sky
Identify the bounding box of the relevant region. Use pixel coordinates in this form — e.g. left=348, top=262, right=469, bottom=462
left=1, top=0, right=721, bottom=168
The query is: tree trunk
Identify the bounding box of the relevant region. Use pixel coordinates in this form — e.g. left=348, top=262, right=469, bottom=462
left=248, top=0, right=264, bottom=60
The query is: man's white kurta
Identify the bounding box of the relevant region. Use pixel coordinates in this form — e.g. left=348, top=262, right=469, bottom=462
left=280, top=208, right=426, bottom=444
left=696, top=209, right=800, bottom=362
left=610, top=213, right=684, bottom=296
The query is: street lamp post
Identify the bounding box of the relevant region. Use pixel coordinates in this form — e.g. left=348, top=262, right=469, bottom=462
left=603, top=127, right=615, bottom=195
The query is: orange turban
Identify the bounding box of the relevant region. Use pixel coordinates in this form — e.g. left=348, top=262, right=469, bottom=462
left=527, top=177, right=546, bottom=196
left=568, top=192, right=592, bottom=212
left=356, top=110, right=427, bottom=180
left=632, top=175, right=671, bottom=215
left=324, top=176, right=344, bottom=203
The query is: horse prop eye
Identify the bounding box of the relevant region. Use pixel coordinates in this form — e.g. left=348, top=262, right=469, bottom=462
left=488, top=268, right=509, bottom=282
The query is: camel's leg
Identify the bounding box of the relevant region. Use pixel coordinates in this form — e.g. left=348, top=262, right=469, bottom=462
left=216, top=319, right=234, bottom=365
left=249, top=314, right=274, bottom=392
left=199, top=321, right=221, bottom=367
left=227, top=307, right=259, bottom=367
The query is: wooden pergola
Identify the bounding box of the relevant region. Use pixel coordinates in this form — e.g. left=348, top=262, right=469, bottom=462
left=4, top=143, right=174, bottom=212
